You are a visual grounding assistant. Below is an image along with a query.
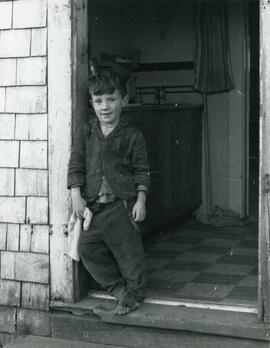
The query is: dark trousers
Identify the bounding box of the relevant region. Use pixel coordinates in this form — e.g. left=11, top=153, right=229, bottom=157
left=78, top=199, right=145, bottom=303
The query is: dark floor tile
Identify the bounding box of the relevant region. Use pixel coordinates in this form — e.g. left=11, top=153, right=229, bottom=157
left=200, top=238, right=240, bottom=247
left=190, top=244, right=230, bottom=254
left=236, top=240, right=258, bottom=248
left=146, top=279, right=186, bottom=291
left=217, top=254, right=257, bottom=266
left=205, top=233, right=247, bottom=240
left=239, top=275, right=258, bottom=287
left=149, top=269, right=199, bottom=282
left=146, top=268, right=157, bottom=276
left=165, top=261, right=210, bottom=272
left=226, top=286, right=258, bottom=301
left=192, top=272, right=245, bottom=285
left=145, top=289, right=188, bottom=300
left=245, top=236, right=258, bottom=242
left=178, top=230, right=217, bottom=239
left=146, top=257, right=172, bottom=269
left=150, top=242, right=194, bottom=253
left=249, top=267, right=258, bottom=275
left=162, top=235, right=204, bottom=244
left=231, top=247, right=258, bottom=256
left=145, top=248, right=181, bottom=258
left=175, top=252, right=221, bottom=263
left=205, top=263, right=253, bottom=276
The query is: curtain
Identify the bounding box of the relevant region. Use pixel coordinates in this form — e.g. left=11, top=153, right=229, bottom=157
left=193, top=0, right=236, bottom=223
left=193, top=0, right=234, bottom=93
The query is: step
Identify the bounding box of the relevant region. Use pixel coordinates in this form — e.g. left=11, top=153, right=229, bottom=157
left=4, top=335, right=125, bottom=348
left=50, top=297, right=270, bottom=348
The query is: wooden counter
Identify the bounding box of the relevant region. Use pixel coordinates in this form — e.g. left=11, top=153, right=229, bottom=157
left=123, top=104, right=203, bottom=231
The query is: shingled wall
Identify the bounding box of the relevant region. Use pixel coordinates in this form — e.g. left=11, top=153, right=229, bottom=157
left=0, top=0, right=50, bottom=343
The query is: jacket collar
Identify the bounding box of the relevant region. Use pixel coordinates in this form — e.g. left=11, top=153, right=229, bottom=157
left=90, top=117, right=128, bottom=140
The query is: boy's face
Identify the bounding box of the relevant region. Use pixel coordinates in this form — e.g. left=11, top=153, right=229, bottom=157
left=91, top=89, right=128, bottom=127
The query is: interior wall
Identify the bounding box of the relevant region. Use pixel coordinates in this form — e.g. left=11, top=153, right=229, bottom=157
left=228, top=0, right=247, bottom=215
left=89, top=0, right=196, bottom=90
left=130, top=1, right=201, bottom=104
left=89, top=0, right=131, bottom=59
left=207, top=93, right=230, bottom=209
left=205, top=0, right=247, bottom=216
left=131, top=1, right=195, bottom=63
left=88, top=0, right=248, bottom=216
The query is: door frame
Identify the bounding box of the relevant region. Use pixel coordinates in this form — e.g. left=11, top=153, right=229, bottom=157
left=49, top=0, right=270, bottom=322
left=258, top=0, right=270, bottom=322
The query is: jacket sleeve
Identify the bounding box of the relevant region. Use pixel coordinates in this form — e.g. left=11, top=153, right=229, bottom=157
left=131, top=130, right=150, bottom=190
left=67, top=124, right=86, bottom=189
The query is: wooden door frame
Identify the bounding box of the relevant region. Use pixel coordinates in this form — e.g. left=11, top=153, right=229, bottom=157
left=48, top=0, right=90, bottom=303
left=71, top=0, right=93, bottom=301
left=243, top=0, right=250, bottom=218
left=48, top=0, right=74, bottom=302
left=49, top=0, right=270, bottom=323
left=258, top=0, right=270, bottom=322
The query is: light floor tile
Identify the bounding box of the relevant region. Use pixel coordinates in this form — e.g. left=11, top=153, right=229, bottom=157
left=177, top=282, right=235, bottom=299
left=204, top=263, right=253, bottom=276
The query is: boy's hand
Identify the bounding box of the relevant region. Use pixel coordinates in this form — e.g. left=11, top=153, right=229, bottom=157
left=132, top=191, right=147, bottom=222
left=71, top=187, right=86, bottom=218
left=132, top=200, right=146, bottom=222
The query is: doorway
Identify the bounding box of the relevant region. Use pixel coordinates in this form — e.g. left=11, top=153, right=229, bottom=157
left=73, top=0, right=259, bottom=309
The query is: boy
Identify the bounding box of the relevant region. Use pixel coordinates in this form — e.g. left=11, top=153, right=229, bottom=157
left=67, top=69, right=150, bottom=315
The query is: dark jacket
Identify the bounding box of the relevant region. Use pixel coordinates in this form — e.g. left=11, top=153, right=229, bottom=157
left=67, top=118, right=150, bottom=202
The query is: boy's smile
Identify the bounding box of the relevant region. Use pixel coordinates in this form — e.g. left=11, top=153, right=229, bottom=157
left=91, top=90, right=128, bottom=128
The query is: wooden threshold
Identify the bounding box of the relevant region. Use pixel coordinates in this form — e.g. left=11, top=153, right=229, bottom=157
left=50, top=295, right=269, bottom=342
left=87, top=290, right=257, bottom=314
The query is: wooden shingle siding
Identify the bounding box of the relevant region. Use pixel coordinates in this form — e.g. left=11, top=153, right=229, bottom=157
left=0, top=197, right=26, bottom=223
left=30, top=225, right=49, bottom=254
left=0, top=114, right=15, bottom=139
left=0, top=141, right=19, bottom=167
left=16, top=169, right=48, bottom=196
left=0, top=280, right=21, bottom=307
left=0, top=251, right=15, bottom=279
left=0, top=59, right=16, bottom=86
left=31, top=28, right=47, bottom=56
left=19, top=224, right=49, bottom=254
left=17, top=308, right=50, bottom=336
left=13, top=0, right=47, bottom=29
left=16, top=57, right=47, bottom=85
left=0, top=2, right=12, bottom=30
left=0, top=307, right=16, bottom=333
left=21, top=282, right=49, bottom=311
left=0, top=30, right=31, bottom=58
left=0, top=88, right=5, bottom=111
left=5, top=86, right=47, bottom=113
left=0, top=0, right=50, bottom=335
left=15, top=114, right=48, bottom=140
left=0, top=169, right=14, bottom=195
left=6, top=224, right=20, bottom=251
left=1, top=251, right=49, bottom=283
left=20, top=141, right=47, bottom=169
left=19, top=225, right=32, bottom=252
left=26, top=197, right=48, bottom=224
left=0, top=223, right=7, bottom=250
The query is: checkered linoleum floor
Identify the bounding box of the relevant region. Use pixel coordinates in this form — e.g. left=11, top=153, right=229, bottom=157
left=144, top=218, right=258, bottom=306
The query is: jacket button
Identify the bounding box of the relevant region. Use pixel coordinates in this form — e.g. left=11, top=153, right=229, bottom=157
left=96, top=169, right=101, bottom=174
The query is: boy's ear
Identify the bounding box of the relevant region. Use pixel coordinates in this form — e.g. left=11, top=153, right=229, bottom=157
left=122, top=95, right=129, bottom=107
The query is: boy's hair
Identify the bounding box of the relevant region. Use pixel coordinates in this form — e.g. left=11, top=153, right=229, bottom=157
left=88, top=69, right=127, bottom=97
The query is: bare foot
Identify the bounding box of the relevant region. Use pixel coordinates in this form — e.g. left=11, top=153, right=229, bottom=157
left=113, top=301, right=142, bottom=316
